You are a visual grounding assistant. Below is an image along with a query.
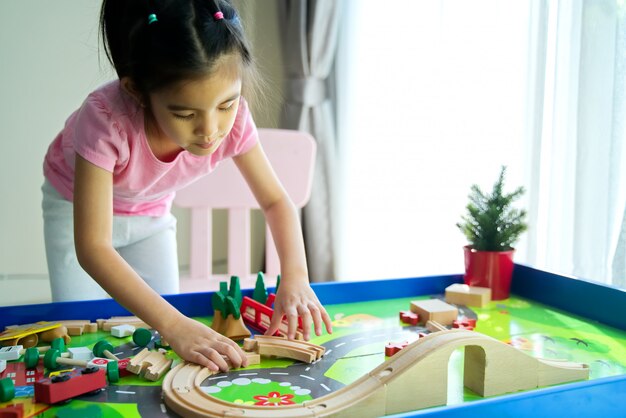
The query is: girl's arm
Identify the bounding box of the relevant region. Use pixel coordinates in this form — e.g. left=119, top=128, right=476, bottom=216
left=233, top=143, right=333, bottom=340
left=73, top=155, right=248, bottom=371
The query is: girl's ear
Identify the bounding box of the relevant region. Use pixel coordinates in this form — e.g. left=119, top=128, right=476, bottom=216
left=120, top=77, right=146, bottom=107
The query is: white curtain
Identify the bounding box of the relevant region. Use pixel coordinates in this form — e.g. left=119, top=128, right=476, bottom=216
left=526, top=0, right=626, bottom=286
left=337, top=0, right=626, bottom=287
left=277, top=1, right=341, bottom=282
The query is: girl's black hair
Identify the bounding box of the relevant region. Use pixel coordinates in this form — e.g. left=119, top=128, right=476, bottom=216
left=99, top=0, right=258, bottom=100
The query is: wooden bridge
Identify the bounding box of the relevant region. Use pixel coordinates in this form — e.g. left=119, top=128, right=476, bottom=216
left=162, top=329, right=589, bottom=417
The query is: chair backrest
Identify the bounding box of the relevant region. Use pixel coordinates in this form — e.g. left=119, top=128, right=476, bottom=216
left=174, top=128, right=316, bottom=280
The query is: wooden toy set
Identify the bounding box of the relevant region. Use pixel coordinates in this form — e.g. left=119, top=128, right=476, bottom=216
left=0, top=267, right=624, bottom=417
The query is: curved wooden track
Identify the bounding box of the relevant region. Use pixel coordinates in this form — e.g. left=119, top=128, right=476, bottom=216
left=244, top=335, right=325, bottom=363
left=162, top=329, right=589, bottom=418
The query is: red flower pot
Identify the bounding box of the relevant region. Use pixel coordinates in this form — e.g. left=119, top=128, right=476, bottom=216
left=463, top=245, right=515, bottom=300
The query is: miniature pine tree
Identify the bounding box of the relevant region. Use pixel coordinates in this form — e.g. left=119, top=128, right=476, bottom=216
left=253, top=272, right=268, bottom=304
left=211, top=290, right=225, bottom=313
left=219, top=281, right=228, bottom=296
left=457, top=166, right=528, bottom=251
left=228, top=275, right=242, bottom=304
left=211, top=281, right=228, bottom=315
left=224, top=296, right=241, bottom=319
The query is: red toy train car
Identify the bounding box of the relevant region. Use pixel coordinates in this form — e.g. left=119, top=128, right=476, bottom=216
left=34, top=367, right=106, bottom=404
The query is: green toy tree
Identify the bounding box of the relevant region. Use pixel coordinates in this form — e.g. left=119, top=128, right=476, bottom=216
left=253, top=272, right=268, bottom=304
left=457, top=166, right=528, bottom=251
left=228, top=275, right=242, bottom=305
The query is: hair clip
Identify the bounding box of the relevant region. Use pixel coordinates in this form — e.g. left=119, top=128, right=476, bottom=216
left=213, top=11, right=224, bottom=21
left=148, top=13, right=158, bottom=24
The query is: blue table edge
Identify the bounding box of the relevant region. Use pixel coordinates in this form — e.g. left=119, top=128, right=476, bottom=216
left=1, top=263, right=624, bottom=417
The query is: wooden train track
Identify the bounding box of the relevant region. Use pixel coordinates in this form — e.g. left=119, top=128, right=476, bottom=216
left=243, top=335, right=325, bottom=363
left=162, top=329, right=589, bottom=418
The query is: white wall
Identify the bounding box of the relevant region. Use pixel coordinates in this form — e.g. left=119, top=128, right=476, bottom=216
left=0, top=1, right=284, bottom=280
left=0, top=1, right=114, bottom=276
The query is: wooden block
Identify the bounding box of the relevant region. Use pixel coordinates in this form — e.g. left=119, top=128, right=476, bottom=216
left=68, top=347, right=94, bottom=361
left=251, top=335, right=324, bottom=363
left=127, top=348, right=172, bottom=381
left=99, top=316, right=151, bottom=332
left=410, top=299, right=458, bottom=326
left=258, top=343, right=315, bottom=363
left=242, top=338, right=258, bottom=352
left=0, top=345, right=22, bottom=361
left=86, top=323, right=98, bottom=333
left=221, top=351, right=260, bottom=368
left=65, top=326, right=84, bottom=336
left=102, top=321, right=150, bottom=332
left=426, top=320, right=448, bottom=333
left=445, top=284, right=491, bottom=307
left=111, top=324, right=136, bottom=338
left=244, top=352, right=260, bottom=366
left=399, top=310, right=419, bottom=325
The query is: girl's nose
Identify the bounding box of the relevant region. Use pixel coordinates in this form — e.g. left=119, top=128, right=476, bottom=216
left=194, top=114, right=218, bottom=138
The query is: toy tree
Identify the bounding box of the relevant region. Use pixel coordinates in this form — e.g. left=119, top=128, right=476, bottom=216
left=457, top=166, right=528, bottom=251
left=253, top=272, right=268, bottom=304
left=210, top=276, right=250, bottom=340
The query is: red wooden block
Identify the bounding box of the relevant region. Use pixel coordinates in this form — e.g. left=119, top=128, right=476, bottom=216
left=34, top=367, right=106, bottom=404
left=399, top=310, right=419, bottom=326
left=452, top=319, right=476, bottom=331
left=385, top=341, right=409, bottom=357
left=0, top=404, right=23, bottom=418
left=453, top=317, right=477, bottom=330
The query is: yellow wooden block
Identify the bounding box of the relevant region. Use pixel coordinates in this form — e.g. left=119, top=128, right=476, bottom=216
left=410, top=299, right=458, bottom=326
left=445, top=284, right=491, bottom=307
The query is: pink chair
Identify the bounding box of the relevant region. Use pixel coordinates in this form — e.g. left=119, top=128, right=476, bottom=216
left=174, top=128, right=316, bottom=290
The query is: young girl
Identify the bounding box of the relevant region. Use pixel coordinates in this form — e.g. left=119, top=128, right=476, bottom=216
left=42, top=0, right=332, bottom=372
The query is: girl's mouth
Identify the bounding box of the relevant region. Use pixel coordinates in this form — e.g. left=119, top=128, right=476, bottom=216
left=196, top=141, right=216, bottom=149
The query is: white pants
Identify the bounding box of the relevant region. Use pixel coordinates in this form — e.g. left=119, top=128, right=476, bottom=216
left=42, top=180, right=180, bottom=302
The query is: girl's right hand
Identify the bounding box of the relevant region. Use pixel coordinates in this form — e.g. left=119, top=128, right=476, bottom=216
left=160, top=316, right=249, bottom=372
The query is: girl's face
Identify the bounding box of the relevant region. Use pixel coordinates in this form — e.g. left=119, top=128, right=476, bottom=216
left=147, top=54, right=243, bottom=157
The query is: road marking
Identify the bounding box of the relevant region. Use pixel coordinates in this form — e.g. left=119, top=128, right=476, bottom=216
left=300, top=375, right=315, bottom=381
left=305, top=367, right=311, bottom=371
left=208, top=375, right=228, bottom=380
left=160, top=403, right=167, bottom=413
left=335, top=342, right=346, bottom=348
left=115, top=390, right=136, bottom=394
left=351, top=337, right=365, bottom=341
left=238, top=373, right=258, bottom=376
left=270, top=372, right=289, bottom=375
left=320, top=383, right=331, bottom=391
left=325, top=349, right=333, bottom=356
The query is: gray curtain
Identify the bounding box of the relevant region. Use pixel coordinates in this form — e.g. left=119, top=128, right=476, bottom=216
left=278, top=0, right=340, bottom=282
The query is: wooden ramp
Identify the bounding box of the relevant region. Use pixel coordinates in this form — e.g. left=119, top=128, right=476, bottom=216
left=162, top=329, right=589, bottom=417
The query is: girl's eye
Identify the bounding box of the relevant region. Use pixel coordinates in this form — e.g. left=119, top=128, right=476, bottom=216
left=173, top=113, right=194, bottom=120
left=219, top=103, right=235, bottom=112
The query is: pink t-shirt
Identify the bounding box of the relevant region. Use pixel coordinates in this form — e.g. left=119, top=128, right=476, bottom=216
left=43, top=80, right=258, bottom=216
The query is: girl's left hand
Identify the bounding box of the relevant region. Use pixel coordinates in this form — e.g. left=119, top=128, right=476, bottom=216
left=265, top=279, right=333, bottom=340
